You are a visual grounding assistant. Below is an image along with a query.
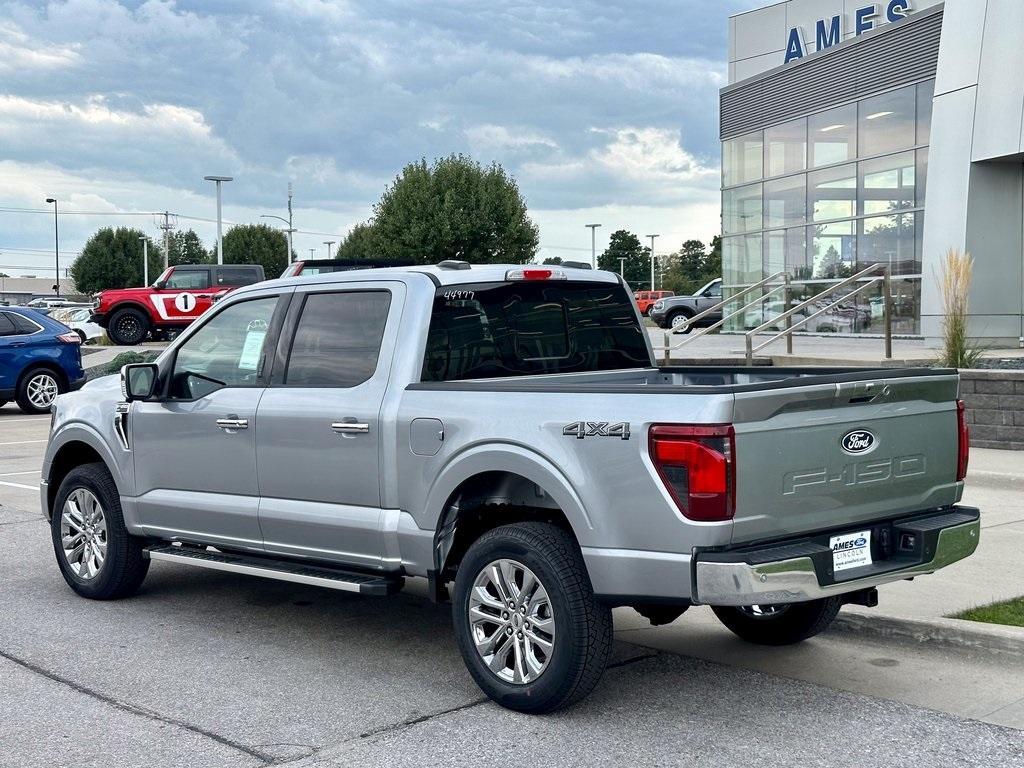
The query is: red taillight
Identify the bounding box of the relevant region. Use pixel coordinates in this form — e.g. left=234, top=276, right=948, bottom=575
left=650, top=424, right=735, bottom=522
left=956, top=399, right=969, bottom=481
left=56, top=332, right=81, bottom=344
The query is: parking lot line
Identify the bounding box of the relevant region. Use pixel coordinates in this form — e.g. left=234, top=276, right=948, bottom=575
left=0, top=418, right=51, bottom=424
left=0, top=471, right=39, bottom=478
left=0, top=440, right=48, bottom=446
left=0, top=480, right=38, bottom=491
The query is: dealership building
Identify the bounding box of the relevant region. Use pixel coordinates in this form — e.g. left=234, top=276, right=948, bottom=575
left=722, top=0, right=1024, bottom=346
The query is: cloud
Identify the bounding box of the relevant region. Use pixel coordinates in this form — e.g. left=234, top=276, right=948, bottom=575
left=0, top=0, right=754, bottom=273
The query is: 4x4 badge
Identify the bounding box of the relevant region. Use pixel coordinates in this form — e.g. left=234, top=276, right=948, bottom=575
left=562, top=421, right=630, bottom=440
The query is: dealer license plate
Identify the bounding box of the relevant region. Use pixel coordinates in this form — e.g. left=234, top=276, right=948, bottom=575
left=830, top=529, right=872, bottom=572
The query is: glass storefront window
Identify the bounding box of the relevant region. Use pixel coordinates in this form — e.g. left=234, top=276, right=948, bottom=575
left=808, top=164, right=856, bottom=221
left=859, top=212, right=919, bottom=275
left=723, top=183, right=763, bottom=234
left=764, top=176, right=805, bottom=228
left=916, top=147, right=928, bottom=207
left=860, top=151, right=915, bottom=215
left=859, top=85, right=916, bottom=158
left=723, top=131, right=763, bottom=186
left=917, top=79, right=934, bottom=146
left=809, top=221, right=856, bottom=279
left=764, top=118, right=806, bottom=178
left=764, top=228, right=808, bottom=279
left=809, top=104, right=856, bottom=167
left=723, top=234, right=763, bottom=286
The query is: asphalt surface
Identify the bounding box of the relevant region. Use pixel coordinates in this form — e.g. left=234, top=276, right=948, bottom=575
left=1, top=403, right=1023, bottom=767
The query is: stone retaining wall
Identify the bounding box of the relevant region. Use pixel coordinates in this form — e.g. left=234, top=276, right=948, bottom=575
left=960, top=370, right=1024, bottom=450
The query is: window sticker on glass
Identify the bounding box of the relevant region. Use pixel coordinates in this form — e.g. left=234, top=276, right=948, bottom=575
left=238, top=330, right=266, bottom=371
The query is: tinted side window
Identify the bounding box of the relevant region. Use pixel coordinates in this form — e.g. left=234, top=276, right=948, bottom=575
left=0, top=313, right=15, bottom=336
left=706, top=283, right=722, bottom=298
left=285, top=291, right=391, bottom=388
left=217, top=267, right=261, bottom=287
left=10, top=314, right=40, bottom=334
left=165, top=269, right=210, bottom=290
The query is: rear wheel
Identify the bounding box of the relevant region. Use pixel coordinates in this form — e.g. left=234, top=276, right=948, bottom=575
left=668, top=311, right=693, bottom=332
left=452, top=522, right=612, bottom=713
left=711, top=598, right=842, bottom=646
left=16, top=367, right=64, bottom=414
left=107, top=307, right=149, bottom=345
left=51, top=463, right=149, bottom=600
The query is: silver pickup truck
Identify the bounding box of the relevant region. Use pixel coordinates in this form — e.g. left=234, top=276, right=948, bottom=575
left=41, top=263, right=979, bottom=713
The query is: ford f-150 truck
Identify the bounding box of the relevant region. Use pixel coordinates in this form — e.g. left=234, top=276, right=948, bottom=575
left=43, top=262, right=979, bottom=713
left=91, top=263, right=265, bottom=345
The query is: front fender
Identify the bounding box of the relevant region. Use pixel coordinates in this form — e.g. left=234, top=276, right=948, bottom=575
left=42, top=421, right=130, bottom=522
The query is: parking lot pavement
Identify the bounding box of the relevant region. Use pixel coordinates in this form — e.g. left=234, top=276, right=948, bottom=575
left=2, top=403, right=1023, bottom=767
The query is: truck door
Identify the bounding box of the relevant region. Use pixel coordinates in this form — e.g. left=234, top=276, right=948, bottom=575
left=255, top=282, right=405, bottom=569
left=131, top=293, right=286, bottom=547
left=148, top=267, right=221, bottom=325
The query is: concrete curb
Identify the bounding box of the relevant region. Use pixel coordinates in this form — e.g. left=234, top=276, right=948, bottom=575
left=832, top=612, right=1024, bottom=657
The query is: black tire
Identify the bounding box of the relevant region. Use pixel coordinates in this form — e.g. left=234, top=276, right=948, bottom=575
left=16, top=366, right=65, bottom=414
left=711, top=598, right=842, bottom=646
left=51, top=463, right=149, bottom=600
left=75, top=329, right=87, bottom=344
left=107, top=307, right=149, bottom=345
left=667, top=310, right=694, bottom=333
left=452, top=522, right=612, bottom=714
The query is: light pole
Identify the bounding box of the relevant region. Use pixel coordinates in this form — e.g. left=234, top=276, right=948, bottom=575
left=617, top=257, right=626, bottom=279
left=45, top=198, right=59, bottom=295
left=260, top=215, right=296, bottom=263
left=309, top=248, right=315, bottom=260
left=585, top=224, right=602, bottom=268
left=138, top=236, right=149, bottom=287
left=203, top=175, right=233, bottom=264
left=324, top=241, right=336, bottom=259
left=646, top=234, right=660, bottom=291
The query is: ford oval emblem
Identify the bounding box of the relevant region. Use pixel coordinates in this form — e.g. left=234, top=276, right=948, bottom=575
left=841, top=429, right=876, bottom=454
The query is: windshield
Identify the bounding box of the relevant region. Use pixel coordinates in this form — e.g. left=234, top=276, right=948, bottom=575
left=422, top=280, right=651, bottom=382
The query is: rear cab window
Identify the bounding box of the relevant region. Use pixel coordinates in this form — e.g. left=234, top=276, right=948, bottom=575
left=422, top=280, right=651, bottom=382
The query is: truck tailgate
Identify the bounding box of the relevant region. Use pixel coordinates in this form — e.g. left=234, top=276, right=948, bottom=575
left=730, top=372, right=962, bottom=544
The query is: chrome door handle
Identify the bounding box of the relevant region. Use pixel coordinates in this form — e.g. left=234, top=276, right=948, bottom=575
left=216, top=418, right=249, bottom=430
left=331, top=422, right=369, bottom=434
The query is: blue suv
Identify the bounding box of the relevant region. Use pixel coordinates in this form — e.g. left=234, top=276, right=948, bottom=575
left=0, top=307, right=86, bottom=414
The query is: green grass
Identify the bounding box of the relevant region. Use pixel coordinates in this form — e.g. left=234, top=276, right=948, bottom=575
left=953, top=597, right=1024, bottom=628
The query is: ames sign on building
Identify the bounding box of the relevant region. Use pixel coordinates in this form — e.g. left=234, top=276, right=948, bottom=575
left=723, top=0, right=1024, bottom=346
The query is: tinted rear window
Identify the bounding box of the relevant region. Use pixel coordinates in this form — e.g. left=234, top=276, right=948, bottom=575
left=422, top=281, right=650, bottom=382
left=217, top=267, right=263, bottom=286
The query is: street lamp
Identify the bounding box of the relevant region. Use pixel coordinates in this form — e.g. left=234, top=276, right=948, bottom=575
left=617, top=257, right=626, bottom=278
left=323, top=241, right=336, bottom=259
left=585, top=224, right=602, bottom=269
left=138, top=236, right=149, bottom=287
left=260, top=215, right=296, bottom=264
left=45, top=198, right=59, bottom=295
left=646, top=234, right=660, bottom=291
left=203, top=175, right=233, bottom=264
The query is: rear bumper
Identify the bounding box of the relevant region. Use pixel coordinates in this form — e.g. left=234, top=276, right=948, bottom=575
left=694, top=506, right=980, bottom=606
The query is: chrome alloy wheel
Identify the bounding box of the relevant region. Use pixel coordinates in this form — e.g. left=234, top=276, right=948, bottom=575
left=468, top=559, right=556, bottom=685
left=60, top=488, right=107, bottom=580
left=738, top=604, right=790, bottom=619
left=27, top=373, right=59, bottom=409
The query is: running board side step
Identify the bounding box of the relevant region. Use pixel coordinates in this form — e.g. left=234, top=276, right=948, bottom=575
left=144, top=544, right=403, bottom=596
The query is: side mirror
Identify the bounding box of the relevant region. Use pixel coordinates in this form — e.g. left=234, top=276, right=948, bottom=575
left=121, top=363, right=158, bottom=401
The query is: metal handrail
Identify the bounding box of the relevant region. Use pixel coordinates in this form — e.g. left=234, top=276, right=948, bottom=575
left=651, top=272, right=791, bottom=359
left=744, top=263, right=892, bottom=364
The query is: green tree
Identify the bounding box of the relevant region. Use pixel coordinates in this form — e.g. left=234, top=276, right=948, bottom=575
left=597, top=230, right=650, bottom=288
left=219, top=224, right=290, bottom=277
left=336, top=222, right=378, bottom=260
left=167, top=229, right=211, bottom=266
left=662, top=239, right=709, bottom=295
left=367, top=154, right=539, bottom=264
left=71, top=227, right=164, bottom=294
left=541, top=256, right=564, bottom=265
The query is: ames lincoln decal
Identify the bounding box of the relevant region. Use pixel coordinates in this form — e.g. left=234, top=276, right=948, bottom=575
left=784, top=0, right=912, bottom=64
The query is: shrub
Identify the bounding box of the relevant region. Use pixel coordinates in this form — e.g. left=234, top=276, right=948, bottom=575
left=935, top=248, right=984, bottom=368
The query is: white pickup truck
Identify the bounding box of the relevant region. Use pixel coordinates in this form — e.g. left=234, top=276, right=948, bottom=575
left=42, top=262, right=979, bottom=712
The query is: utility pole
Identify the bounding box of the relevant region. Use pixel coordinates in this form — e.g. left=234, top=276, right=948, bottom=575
left=139, top=236, right=149, bottom=287
left=45, top=198, right=59, bottom=295
left=287, top=182, right=294, bottom=262
left=646, top=234, right=660, bottom=291
left=156, top=211, right=177, bottom=270
left=585, top=223, right=602, bottom=269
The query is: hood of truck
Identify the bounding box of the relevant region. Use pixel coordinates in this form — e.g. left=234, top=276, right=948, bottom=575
left=729, top=372, right=963, bottom=544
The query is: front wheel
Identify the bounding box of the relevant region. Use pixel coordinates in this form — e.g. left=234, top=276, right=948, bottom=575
left=51, top=463, right=150, bottom=600
left=668, top=312, right=693, bottom=332
left=452, top=522, right=612, bottom=713
left=711, top=597, right=842, bottom=646
left=107, top=307, right=150, bottom=345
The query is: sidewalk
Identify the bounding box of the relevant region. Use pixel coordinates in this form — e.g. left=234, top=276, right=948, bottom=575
left=81, top=341, right=168, bottom=372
